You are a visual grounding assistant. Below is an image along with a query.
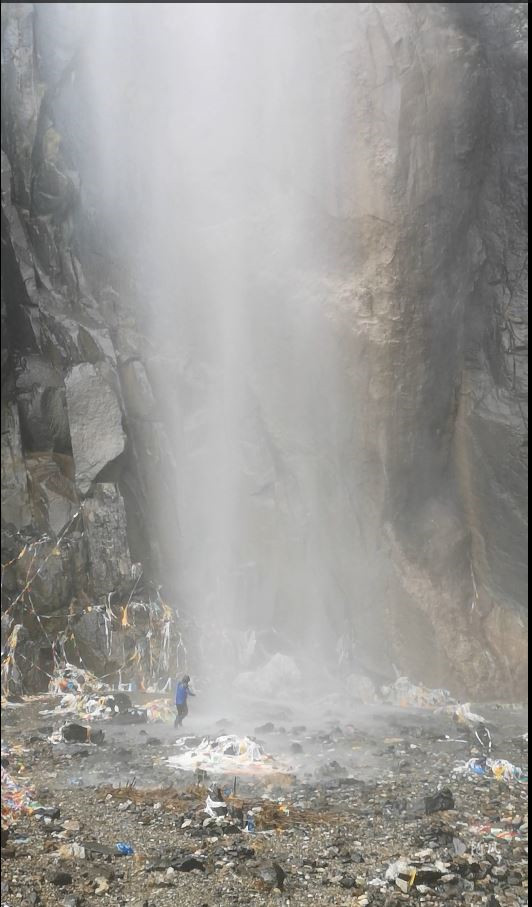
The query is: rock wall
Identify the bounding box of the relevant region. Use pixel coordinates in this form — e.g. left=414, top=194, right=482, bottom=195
left=1, top=3, right=183, bottom=690
left=1, top=3, right=527, bottom=698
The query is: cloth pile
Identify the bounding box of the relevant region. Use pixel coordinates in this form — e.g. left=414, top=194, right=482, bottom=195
left=168, top=734, right=289, bottom=777
left=1, top=765, right=39, bottom=826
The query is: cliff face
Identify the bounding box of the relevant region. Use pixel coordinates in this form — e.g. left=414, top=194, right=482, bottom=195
left=1, top=3, right=527, bottom=698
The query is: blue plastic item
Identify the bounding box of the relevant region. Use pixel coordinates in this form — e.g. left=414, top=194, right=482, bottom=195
left=116, top=842, right=135, bottom=855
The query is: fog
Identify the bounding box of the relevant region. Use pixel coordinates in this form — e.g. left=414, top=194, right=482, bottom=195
left=55, top=2, right=380, bottom=702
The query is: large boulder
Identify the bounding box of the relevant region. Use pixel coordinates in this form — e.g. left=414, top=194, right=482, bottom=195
left=65, top=362, right=126, bottom=494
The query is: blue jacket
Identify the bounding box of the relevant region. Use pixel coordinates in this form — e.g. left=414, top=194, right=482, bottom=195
left=175, top=681, right=194, bottom=706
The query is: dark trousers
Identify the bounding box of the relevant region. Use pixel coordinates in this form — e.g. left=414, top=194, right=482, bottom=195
left=175, top=702, right=188, bottom=727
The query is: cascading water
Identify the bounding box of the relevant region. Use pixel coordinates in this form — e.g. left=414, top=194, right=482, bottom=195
left=74, top=3, right=377, bottom=705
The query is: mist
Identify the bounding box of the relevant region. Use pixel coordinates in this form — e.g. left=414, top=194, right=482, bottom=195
left=59, top=2, right=377, bottom=702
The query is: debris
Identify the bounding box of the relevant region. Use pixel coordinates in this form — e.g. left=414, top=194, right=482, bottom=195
left=451, top=703, right=489, bottom=727
left=257, top=860, right=286, bottom=891
left=205, top=787, right=228, bottom=818
left=94, top=876, right=110, bottom=895
left=116, top=842, right=135, bottom=855
left=1, top=765, right=39, bottom=823
left=340, top=874, right=357, bottom=888
left=424, top=787, right=455, bottom=814
left=49, top=871, right=73, bottom=887
left=381, top=677, right=453, bottom=709
left=34, top=805, right=61, bottom=820
left=148, top=852, right=206, bottom=872
left=60, top=724, right=105, bottom=745
left=168, top=734, right=291, bottom=777
left=144, top=700, right=177, bottom=724
left=454, top=757, right=527, bottom=782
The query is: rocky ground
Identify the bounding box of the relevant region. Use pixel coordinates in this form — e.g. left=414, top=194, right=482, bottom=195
left=1, top=697, right=528, bottom=907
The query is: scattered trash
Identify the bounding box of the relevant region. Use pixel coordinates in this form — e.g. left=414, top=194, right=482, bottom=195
left=1, top=765, right=40, bottom=823
left=49, top=665, right=93, bottom=696
left=93, top=877, right=110, bottom=895
left=145, top=700, right=175, bottom=723
left=205, top=787, right=227, bottom=818
left=381, top=677, right=453, bottom=709
left=450, top=703, right=489, bottom=727
left=116, top=842, right=135, bottom=855
left=168, top=734, right=291, bottom=777
left=245, top=812, right=256, bottom=833
left=454, top=758, right=527, bottom=782
left=56, top=843, right=86, bottom=860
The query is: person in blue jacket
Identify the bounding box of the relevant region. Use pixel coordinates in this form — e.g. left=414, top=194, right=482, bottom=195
left=174, top=674, right=195, bottom=728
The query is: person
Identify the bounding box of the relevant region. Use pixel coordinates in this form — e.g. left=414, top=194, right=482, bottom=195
left=174, top=673, right=195, bottom=728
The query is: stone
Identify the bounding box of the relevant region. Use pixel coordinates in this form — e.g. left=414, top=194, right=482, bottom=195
left=64, top=363, right=125, bottom=494
left=80, top=483, right=132, bottom=600
left=49, top=871, right=73, bottom=887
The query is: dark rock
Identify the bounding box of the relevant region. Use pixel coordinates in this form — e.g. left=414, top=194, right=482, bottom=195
left=81, top=841, right=116, bottom=859
left=34, top=806, right=61, bottom=820
left=258, top=861, right=286, bottom=891
left=49, top=871, right=73, bottom=887
left=340, top=875, right=356, bottom=889
left=254, top=722, right=275, bottom=734
left=61, top=724, right=104, bottom=745
left=424, top=788, right=455, bottom=814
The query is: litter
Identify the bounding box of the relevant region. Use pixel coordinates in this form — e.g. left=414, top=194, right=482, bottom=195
left=450, top=703, right=489, bottom=727
left=469, top=824, right=524, bottom=842
left=205, top=787, right=228, bottom=818
left=168, top=735, right=291, bottom=777
left=381, top=677, right=453, bottom=709
left=115, top=842, right=135, bottom=855
left=1, top=765, right=41, bottom=825
left=145, top=700, right=175, bottom=723
left=454, top=758, right=527, bottom=783
left=49, top=664, right=104, bottom=697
